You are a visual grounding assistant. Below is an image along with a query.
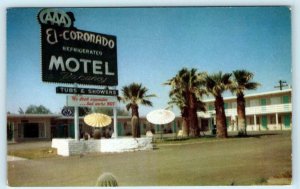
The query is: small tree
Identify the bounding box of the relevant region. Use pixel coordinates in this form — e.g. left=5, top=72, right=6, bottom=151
left=118, top=83, right=156, bottom=138
left=25, top=105, right=52, bottom=114
left=18, top=107, right=24, bottom=114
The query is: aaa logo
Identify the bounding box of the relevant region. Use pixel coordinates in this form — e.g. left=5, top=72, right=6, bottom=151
left=38, top=8, right=72, bottom=27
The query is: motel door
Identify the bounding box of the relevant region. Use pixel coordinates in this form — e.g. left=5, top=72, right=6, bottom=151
left=226, top=117, right=230, bottom=128
left=282, top=95, right=290, bottom=104
left=55, top=125, right=68, bottom=138
left=23, top=123, right=39, bottom=138
left=261, top=116, right=268, bottom=129
left=117, top=122, right=123, bottom=136
left=283, top=115, right=291, bottom=128
left=70, top=124, right=75, bottom=138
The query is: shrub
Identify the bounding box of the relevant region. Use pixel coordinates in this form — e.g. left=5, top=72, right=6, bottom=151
left=93, top=129, right=101, bottom=139
left=96, top=172, right=118, bottom=187
left=256, top=177, right=268, bottom=184
left=83, top=132, right=89, bottom=140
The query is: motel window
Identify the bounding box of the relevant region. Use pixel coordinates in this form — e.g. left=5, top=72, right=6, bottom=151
left=232, top=102, right=237, bottom=108
left=227, top=102, right=232, bottom=109
left=246, top=100, right=250, bottom=107
left=270, top=115, right=276, bottom=124
left=249, top=117, right=254, bottom=125
left=256, top=117, right=260, bottom=125
left=224, top=103, right=228, bottom=109
left=278, top=116, right=282, bottom=124
left=7, top=122, right=14, bottom=141
left=39, top=123, right=45, bottom=138
left=249, top=99, right=259, bottom=107
left=270, top=97, right=281, bottom=105
left=18, top=124, right=23, bottom=138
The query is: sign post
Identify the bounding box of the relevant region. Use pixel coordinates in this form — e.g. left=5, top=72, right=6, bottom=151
left=74, top=84, right=79, bottom=140
left=112, top=86, right=118, bottom=138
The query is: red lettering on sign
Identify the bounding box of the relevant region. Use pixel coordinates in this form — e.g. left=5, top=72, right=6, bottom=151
left=107, top=102, right=115, bottom=106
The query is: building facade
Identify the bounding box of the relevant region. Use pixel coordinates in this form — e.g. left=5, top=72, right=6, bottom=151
left=7, top=89, right=291, bottom=142
left=198, top=89, right=292, bottom=132
left=7, top=114, right=184, bottom=142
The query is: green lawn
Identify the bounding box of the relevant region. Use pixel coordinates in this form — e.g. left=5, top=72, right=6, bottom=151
left=7, top=131, right=292, bottom=186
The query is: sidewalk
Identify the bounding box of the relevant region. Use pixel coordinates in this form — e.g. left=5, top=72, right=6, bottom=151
left=7, top=156, right=27, bottom=162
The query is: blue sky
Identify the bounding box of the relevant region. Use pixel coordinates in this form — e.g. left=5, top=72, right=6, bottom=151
left=6, top=7, right=291, bottom=116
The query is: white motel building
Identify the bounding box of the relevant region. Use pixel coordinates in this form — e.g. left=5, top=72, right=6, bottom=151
left=7, top=89, right=292, bottom=142
left=198, top=88, right=292, bottom=132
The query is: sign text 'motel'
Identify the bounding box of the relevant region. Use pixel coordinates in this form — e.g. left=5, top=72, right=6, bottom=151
left=38, top=8, right=118, bottom=86
left=56, top=86, right=118, bottom=96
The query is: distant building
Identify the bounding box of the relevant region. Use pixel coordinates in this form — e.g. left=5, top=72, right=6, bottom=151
left=198, top=89, right=292, bottom=131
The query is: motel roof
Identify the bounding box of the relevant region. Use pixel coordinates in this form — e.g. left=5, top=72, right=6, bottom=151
left=7, top=113, right=61, bottom=118
left=7, top=113, right=135, bottom=120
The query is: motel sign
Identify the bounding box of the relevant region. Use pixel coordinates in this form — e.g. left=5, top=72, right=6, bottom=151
left=38, top=8, right=118, bottom=86
left=38, top=8, right=119, bottom=140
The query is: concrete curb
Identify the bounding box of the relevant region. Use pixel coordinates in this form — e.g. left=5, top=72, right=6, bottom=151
left=7, top=156, right=27, bottom=162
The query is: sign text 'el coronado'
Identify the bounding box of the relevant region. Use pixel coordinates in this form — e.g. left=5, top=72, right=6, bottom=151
left=38, top=8, right=118, bottom=86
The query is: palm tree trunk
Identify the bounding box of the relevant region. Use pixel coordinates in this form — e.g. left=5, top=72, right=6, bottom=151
left=189, top=94, right=200, bottom=137
left=182, top=117, right=189, bottom=137
left=189, top=109, right=200, bottom=137
left=215, top=96, right=228, bottom=138
left=131, top=104, right=140, bottom=138
left=237, top=94, right=247, bottom=136
left=181, top=107, right=189, bottom=137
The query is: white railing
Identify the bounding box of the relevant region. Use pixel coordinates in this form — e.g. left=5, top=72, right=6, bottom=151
left=200, top=103, right=292, bottom=117
left=245, top=103, right=292, bottom=115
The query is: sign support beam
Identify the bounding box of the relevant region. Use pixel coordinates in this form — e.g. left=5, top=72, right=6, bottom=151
left=74, top=83, right=79, bottom=140
left=113, top=106, right=118, bottom=138
left=112, top=86, right=118, bottom=138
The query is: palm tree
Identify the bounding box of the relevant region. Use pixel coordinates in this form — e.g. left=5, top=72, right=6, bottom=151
left=165, top=68, right=207, bottom=137
left=118, top=83, right=156, bottom=138
left=231, top=70, right=260, bottom=136
left=167, top=90, right=190, bottom=136
left=205, top=72, right=232, bottom=138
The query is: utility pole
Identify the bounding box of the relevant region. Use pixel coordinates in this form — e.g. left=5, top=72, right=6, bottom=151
left=274, top=80, right=288, bottom=90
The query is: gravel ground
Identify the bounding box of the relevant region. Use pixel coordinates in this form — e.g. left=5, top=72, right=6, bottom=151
left=7, top=132, right=292, bottom=187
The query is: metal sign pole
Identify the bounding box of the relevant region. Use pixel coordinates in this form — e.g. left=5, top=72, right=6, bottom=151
left=113, top=86, right=118, bottom=138
left=113, top=106, right=118, bottom=138
left=74, top=83, right=79, bottom=140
